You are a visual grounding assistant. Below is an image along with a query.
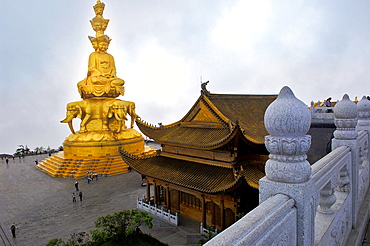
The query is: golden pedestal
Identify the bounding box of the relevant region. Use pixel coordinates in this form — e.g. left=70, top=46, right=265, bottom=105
left=36, top=136, right=144, bottom=179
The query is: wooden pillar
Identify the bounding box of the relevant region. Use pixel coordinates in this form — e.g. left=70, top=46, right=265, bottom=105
left=202, top=195, right=207, bottom=228
left=220, top=199, right=225, bottom=230
left=211, top=202, right=215, bottom=226
left=153, top=180, right=158, bottom=205
left=177, top=190, right=181, bottom=210
left=146, top=182, right=150, bottom=203
left=165, top=186, right=170, bottom=209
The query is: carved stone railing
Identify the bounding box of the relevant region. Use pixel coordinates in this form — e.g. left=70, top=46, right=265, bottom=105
left=311, top=146, right=352, bottom=245
left=206, top=88, right=370, bottom=246
left=357, top=130, right=370, bottom=205
left=310, top=101, right=335, bottom=124
left=200, top=223, right=218, bottom=235
left=136, top=197, right=178, bottom=225
left=205, top=194, right=296, bottom=245
left=311, top=107, right=335, bottom=124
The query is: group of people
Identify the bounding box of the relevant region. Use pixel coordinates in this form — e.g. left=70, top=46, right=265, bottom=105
left=73, top=181, right=83, bottom=202
left=86, top=172, right=98, bottom=183
left=72, top=191, right=83, bottom=202
left=70, top=172, right=100, bottom=203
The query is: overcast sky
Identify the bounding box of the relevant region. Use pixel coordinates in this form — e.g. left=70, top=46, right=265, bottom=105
left=1, top=0, right=369, bottom=154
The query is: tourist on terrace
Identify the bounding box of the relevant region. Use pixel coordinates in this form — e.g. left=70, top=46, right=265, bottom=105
left=325, top=97, right=333, bottom=113
left=10, top=224, right=17, bottom=238
left=325, top=97, right=332, bottom=107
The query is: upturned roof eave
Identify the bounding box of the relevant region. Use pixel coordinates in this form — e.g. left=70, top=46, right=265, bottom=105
left=119, top=149, right=245, bottom=194
left=120, top=149, right=264, bottom=192
left=138, top=119, right=265, bottom=150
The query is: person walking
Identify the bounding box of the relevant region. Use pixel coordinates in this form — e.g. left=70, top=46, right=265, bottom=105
left=79, top=191, right=83, bottom=201
left=10, top=224, right=17, bottom=238
left=72, top=193, right=76, bottom=203
left=5, top=158, right=9, bottom=164
left=75, top=181, right=79, bottom=191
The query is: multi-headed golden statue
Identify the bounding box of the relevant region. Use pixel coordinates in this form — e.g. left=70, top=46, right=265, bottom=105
left=36, top=0, right=148, bottom=178
left=63, top=0, right=139, bottom=142
left=78, top=35, right=125, bottom=99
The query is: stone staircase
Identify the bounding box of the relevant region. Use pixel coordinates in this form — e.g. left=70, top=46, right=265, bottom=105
left=36, top=151, right=130, bottom=179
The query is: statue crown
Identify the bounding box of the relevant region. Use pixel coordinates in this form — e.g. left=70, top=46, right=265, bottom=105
left=93, top=0, right=105, bottom=14
left=88, top=36, right=96, bottom=43
left=97, top=35, right=112, bottom=44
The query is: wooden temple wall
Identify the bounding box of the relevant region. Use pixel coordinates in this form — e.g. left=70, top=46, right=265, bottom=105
left=145, top=177, right=237, bottom=231
left=162, top=145, right=234, bottom=162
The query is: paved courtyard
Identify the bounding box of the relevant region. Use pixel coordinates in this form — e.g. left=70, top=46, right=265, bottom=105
left=0, top=154, right=198, bottom=246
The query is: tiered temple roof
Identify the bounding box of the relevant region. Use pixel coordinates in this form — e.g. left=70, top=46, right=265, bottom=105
left=120, top=149, right=265, bottom=192
left=136, top=93, right=277, bottom=149
left=120, top=90, right=277, bottom=191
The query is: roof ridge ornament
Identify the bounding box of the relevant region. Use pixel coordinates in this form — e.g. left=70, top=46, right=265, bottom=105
left=235, top=117, right=239, bottom=125
left=201, top=81, right=210, bottom=96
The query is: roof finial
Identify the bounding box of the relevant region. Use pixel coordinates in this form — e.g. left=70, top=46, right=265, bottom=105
left=201, top=81, right=210, bottom=96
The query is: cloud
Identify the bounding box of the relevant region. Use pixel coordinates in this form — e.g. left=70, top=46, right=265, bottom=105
left=1, top=0, right=370, bottom=153
left=211, top=0, right=272, bottom=53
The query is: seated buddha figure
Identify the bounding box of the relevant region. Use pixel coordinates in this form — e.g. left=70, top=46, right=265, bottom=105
left=78, top=35, right=125, bottom=99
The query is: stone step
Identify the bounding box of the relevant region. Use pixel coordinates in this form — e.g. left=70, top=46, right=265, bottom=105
left=36, top=151, right=130, bottom=179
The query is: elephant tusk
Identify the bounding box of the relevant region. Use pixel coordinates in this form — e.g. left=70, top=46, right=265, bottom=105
left=60, top=114, right=74, bottom=124
left=115, top=113, right=127, bottom=121
left=68, top=121, right=76, bottom=134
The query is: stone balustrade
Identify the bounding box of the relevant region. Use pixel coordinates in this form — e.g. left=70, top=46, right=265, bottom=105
left=206, top=87, right=370, bottom=246
left=136, top=197, right=178, bottom=225
left=310, top=101, right=335, bottom=124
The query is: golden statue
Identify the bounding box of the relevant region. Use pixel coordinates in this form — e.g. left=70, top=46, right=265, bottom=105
left=77, top=35, right=125, bottom=99
left=36, top=0, right=152, bottom=178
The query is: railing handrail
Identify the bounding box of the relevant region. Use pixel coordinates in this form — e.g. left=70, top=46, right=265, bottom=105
left=137, top=198, right=178, bottom=225
left=311, top=146, right=349, bottom=175
left=204, top=194, right=295, bottom=245
left=311, top=146, right=350, bottom=188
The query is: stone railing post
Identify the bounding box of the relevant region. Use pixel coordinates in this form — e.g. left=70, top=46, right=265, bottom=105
left=310, top=101, right=315, bottom=117
left=331, top=94, right=359, bottom=227
left=259, top=86, right=316, bottom=246
left=356, top=96, right=370, bottom=161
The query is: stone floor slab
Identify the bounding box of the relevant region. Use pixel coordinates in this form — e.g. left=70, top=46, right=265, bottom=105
left=0, top=154, right=198, bottom=245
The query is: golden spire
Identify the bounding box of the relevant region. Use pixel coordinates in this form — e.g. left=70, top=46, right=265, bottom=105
left=93, top=0, right=105, bottom=16
left=90, top=0, right=110, bottom=38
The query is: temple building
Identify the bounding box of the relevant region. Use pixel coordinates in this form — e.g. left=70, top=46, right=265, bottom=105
left=120, top=83, right=277, bottom=231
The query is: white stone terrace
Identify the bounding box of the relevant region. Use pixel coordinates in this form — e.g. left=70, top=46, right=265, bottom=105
left=310, top=101, right=335, bottom=124
left=206, top=87, right=370, bottom=246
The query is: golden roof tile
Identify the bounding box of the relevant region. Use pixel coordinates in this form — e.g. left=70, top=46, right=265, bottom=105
left=207, top=94, right=277, bottom=144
